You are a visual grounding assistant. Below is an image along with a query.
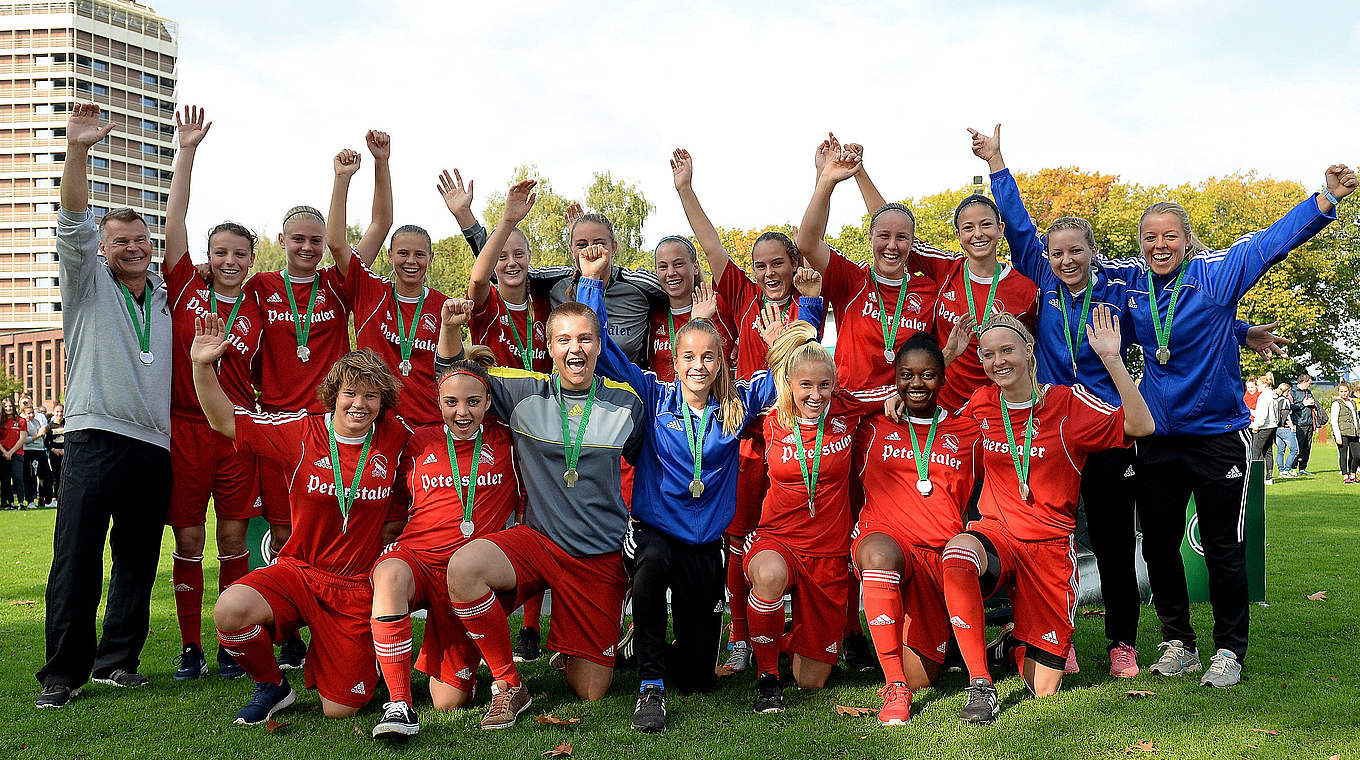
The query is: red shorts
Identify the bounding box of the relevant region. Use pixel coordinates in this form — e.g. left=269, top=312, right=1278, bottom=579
left=742, top=532, right=848, bottom=666
left=851, top=522, right=950, bottom=664
left=489, top=525, right=627, bottom=667
left=728, top=436, right=767, bottom=538
left=374, top=542, right=486, bottom=692
left=257, top=456, right=291, bottom=527
left=167, top=415, right=260, bottom=528
left=966, top=518, right=1077, bottom=661
left=238, top=557, right=377, bottom=708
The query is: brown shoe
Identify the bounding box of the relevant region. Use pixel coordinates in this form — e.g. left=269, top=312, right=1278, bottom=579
left=480, top=680, right=531, bottom=730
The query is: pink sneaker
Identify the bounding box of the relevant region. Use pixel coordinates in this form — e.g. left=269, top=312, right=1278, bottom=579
left=1109, top=642, right=1139, bottom=678
left=1064, top=645, right=1080, bottom=674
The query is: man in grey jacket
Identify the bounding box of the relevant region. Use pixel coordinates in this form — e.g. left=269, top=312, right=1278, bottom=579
left=35, top=104, right=173, bottom=708
left=1290, top=374, right=1319, bottom=476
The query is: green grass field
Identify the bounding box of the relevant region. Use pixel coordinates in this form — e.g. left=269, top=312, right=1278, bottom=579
left=1, top=462, right=1356, bottom=760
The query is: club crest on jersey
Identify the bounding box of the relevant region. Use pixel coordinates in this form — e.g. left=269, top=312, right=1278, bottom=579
left=992, top=298, right=1007, bottom=314
left=831, top=417, right=847, bottom=434
left=420, top=314, right=439, bottom=333
left=905, top=293, right=923, bottom=314
left=479, top=447, right=495, bottom=466
left=267, top=293, right=284, bottom=304
left=369, top=453, right=389, bottom=480
left=941, top=433, right=960, bottom=453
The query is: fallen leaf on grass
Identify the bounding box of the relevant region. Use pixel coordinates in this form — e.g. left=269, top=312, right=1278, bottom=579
left=1306, top=591, right=1327, bottom=601
left=1249, top=728, right=1279, bottom=735
left=1124, top=690, right=1155, bottom=698
left=834, top=705, right=878, bottom=718
left=714, top=664, right=737, bottom=677
left=9, top=600, right=35, bottom=606
left=264, top=718, right=290, bottom=735
left=1330, top=755, right=1340, bottom=759
left=536, top=714, right=581, bottom=726
left=542, top=742, right=572, bottom=757
left=1080, top=608, right=1106, bottom=617
left=353, top=724, right=364, bottom=735
left=1125, top=740, right=1157, bottom=753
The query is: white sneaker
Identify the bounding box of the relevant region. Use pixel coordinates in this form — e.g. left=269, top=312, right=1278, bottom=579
left=44, top=500, right=56, bottom=508
left=1200, top=649, right=1242, bottom=688
left=1149, top=640, right=1202, bottom=676
left=723, top=641, right=752, bottom=672
left=1264, top=478, right=1274, bottom=485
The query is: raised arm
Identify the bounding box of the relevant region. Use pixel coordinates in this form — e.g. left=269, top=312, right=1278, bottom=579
left=468, top=179, right=536, bottom=307
left=436, top=297, right=472, bottom=364
left=840, top=138, right=888, bottom=214
left=796, top=143, right=861, bottom=273
left=190, top=315, right=237, bottom=439
left=165, top=105, right=211, bottom=273
left=971, top=124, right=1047, bottom=281
left=436, top=168, right=483, bottom=253
left=792, top=266, right=826, bottom=337
left=1087, top=305, right=1155, bottom=437
left=325, top=148, right=363, bottom=276
left=61, top=103, right=113, bottom=213
left=576, top=257, right=653, bottom=401
left=355, top=130, right=394, bottom=266
left=671, top=149, right=731, bottom=283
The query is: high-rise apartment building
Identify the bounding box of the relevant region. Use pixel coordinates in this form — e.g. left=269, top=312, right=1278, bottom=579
left=0, top=0, right=175, bottom=404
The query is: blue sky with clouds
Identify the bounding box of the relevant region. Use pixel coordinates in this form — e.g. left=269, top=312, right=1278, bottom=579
left=152, top=0, right=1359, bottom=250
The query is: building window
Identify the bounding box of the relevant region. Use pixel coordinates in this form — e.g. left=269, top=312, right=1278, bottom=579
left=35, top=229, right=55, bottom=238
left=36, top=253, right=56, bottom=263
left=89, top=181, right=109, bottom=193
left=142, top=189, right=158, bottom=202
left=140, top=143, right=155, bottom=154
left=92, top=84, right=107, bottom=96
left=35, top=203, right=56, bottom=213
left=36, top=104, right=54, bottom=115
left=36, top=80, right=54, bottom=90
left=141, top=95, right=157, bottom=108
left=36, top=55, right=53, bottom=65
left=140, top=119, right=156, bottom=131
left=89, top=156, right=108, bottom=169
left=35, top=303, right=54, bottom=313
left=140, top=72, right=157, bottom=86
left=36, top=154, right=54, bottom=163
left=90, top=205, right=107, bottom=216
left=158, top=146, right=172, bottom=158
left=92, top=60, right=108, bottom=72
left=141, top=166, right=156, bottom=178
left=76, top=80, right=90, bottom=92
left=36, top=278, right=55, bottom=288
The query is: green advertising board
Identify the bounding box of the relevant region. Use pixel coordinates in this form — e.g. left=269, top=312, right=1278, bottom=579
left=1178, top=460, right=1266, bottom=603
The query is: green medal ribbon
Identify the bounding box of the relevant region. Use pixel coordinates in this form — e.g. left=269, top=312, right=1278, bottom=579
left=666, top=309, right=680, bottom=357
left=871, top=267, right=908, bottom=363
left=761, top=294, right=795, bottom=323
left=116, top=279, right=153, bottom=358
left=681, top=397, right=712, bottom=498
left=556, top=376, right=597, bottom=487
left=906, top=409, right=941, bottom=495
left=1059, top=282, right=1095, bottom=376
left=1000, top=392, right=1037, bottom=501
left=964, top=263, right=1002, bottom=333
left=283, top=271, right=319, bottom=359
left=1146, top=260, right=1189, bottom=365
left=209, top=289, right=246, bottom=342
left=393, top=286, right=428, bottom=372
left=327, top=418, right=374, bottom=533
left=445, top=426, right=483, bottom=534
left=794, top=412, right=827, bottom=516
left=505, top=298, right=535, bottom=371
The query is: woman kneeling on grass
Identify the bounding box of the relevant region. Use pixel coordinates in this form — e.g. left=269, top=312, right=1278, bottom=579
left=193, top=322, right=412, bottom=726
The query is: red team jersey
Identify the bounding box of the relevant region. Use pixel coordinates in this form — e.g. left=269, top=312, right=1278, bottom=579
left=646, top=304, right=738, bottom=382
left=234, top=410, right=412, bottom=578
left=932, top=261, right=1039, bottom=412
left=167, top=257, right=262, bottom=416
left=759, top=392, right=865, bottom=557
left=0, top=418, right=23, bottom=452
left=341, top=259, right=449, bottom=426
left=396, top=421, right=521, bottom=556
left=823, top=248, right=939, bottom=403
left=853, top=410, right=982, bottom=548
left=967, top=384, right=1127, bottom=541
left=716, top=260, right=804, bottom=380
left=247, top=267, right=350, bottom=413
left=470, top=289, right=552, bottom=373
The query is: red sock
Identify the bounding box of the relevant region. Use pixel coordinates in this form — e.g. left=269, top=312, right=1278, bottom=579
left=942, top=546, right=990, bottom=683
left=844, top=566, right=864, bottom=636
left=522, top=592, right=544, bottom=632
left=216, top=624, right=282, bottom=684
left=372, top=615, right=414, bottom=704
left=727, top=543, right=750, bottom=642
left=746, top=592, right=785, bottom=677
left=1013, top=643, right=1028, bottom=672
left=172, top=553, right=204, bottom=647
left=218, top=551, right=250, bottom=593
left=453, top=590, right=518, bottom=686
left=860, top=569, right=907, bottom=684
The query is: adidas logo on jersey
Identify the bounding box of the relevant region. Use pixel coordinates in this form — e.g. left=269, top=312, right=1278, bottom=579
left=751, top=635, right=774, bottom=644
left=713, top=601, right=725, bottom=614
left=351, top=682, right=367, bottom=695
left=455, top=668, right=473, bottom=680
left=1128, top=296, right=1138, bottom=309
left=423, top=453, right=439, bottom=465
left=267, top=293, right=284, bottom=304
left=1226, top=465, right=1243, bottom=479
left=942, top=290, right=956, bottom=301
left=314, top=457, right=332, bottom=469
left=978, top=419, right=989, bottom=430
left=173, top=583, right=195, bottom=592
left=466, top=632, right=486, bottom=640
left=868, top=614, right=896, bottom=626
left=667, top=418, right=685, bottom=431
left=602, top=645, right=615, bottom=657
left=937, top=641, right=949, bottom=653
left=1124, top=465, right=1135, bottom=478
left=569, top=404, right=584, bottom=416
left=949, top=615, right=970, bottom=630
left=885, top=432, right=901, bottom=441
left=825, top=642, right=839, bottom=654
left=1042, top=630, right=1059, bottom=645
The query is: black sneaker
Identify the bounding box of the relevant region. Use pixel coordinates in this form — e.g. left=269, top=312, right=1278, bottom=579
left=35, top=683, right=81, bottom=709
left=233, top=677, right=296, bottom=726
left=631, top=685, right=667, bottom=733
left=512, top=626, right=541, bottom=663
left=753, top=672, right=784, bottom=714
left=986, top=622, right=1017, bottom=673
left=372, top=700, right=419, bottom=740
left=277, top=635, right=306, bottom=670
left=843, top=631, right=877, bottom=672
left=174, top=643, right=208, bottom=681
left=92, top=668, right=150, bottom=688
left=960, top=677, right=1000, bottom=724
left=218, top=645, right=245, bottom=679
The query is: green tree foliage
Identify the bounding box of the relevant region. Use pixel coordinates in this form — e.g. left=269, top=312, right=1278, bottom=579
left=585, top=171, right=654, bottom=269
left=483, top=164, right=577, bottom=268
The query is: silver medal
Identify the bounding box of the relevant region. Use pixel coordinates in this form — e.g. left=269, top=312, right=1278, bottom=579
left=917, top=478, right=933, bottom=497
left=564, top=468, right=579, bottom=487
left=1018, top=482, right=1030, bottom=501
left=690, top=479, right=704, bottom=498
left=139, top=350, right=154, bottom=365
left=884, top=348, right=895, bottom=363
left=459, top=520, right=474, bottom=538
left=1155, top=346, right=1170, bottom=365
left=399, top=359, right=412, bottom=376
left=297, top=345, right=311, bottom=363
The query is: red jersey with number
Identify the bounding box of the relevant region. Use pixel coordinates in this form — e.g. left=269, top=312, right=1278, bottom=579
left=395, top=420, right=520, bottom=556
left=234, top=409, right=412, bottom=578
left=340, top=258, right=448, bottom=426
left=853, top=411, right=981, bottom=549
left=247, top=268, right=350, bottom=412
left=759, top=392, right=864, bottom=556
left=932, top=261, right=1039, bottom=412
left=716, top=260, right=803, bottom=381
left=823, top=248, right=938, bottom=403
left=646, top=304, right=738, bottom=382
left=470, top=289, right=551, bottom=373
left=167, top=257, right=262, bottom=419
left=966, top=384, right=1126, bottom=541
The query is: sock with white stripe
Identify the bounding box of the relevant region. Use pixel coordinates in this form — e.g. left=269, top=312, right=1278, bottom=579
left=746, top=592, right=785, bottom=678
left=216, top=623, right=282, bottom=685
left=942, top=547, right=990, bottom=683
left=453, top=590, right=518, bottom=686
left=172, top=553, right=204, bottom=647
left=860, top=568, right=908, bottom=685
left=372, top=614, right=414, bottom=704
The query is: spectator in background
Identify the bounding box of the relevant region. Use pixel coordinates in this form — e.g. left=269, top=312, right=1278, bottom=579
left=1329, top=382, right=1359, bottom=484
left=22, top=399, right=52, bottom=508
left=45, top=404, right=65, bottom=507
left=1274, top=383, right=1297, bottom=478
left=1243, top=379, right=1261, bottom=415
left=1, top=398, right=27, bottom=509
left=1249, top=377, right=1280, bottom=484
left=1289, top=374, right=1319, bottom=476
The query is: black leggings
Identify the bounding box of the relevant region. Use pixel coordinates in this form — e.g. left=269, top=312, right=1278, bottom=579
left=1250, top=428, right=1278, bottom=478
left=1338, top=435, right=1360, bottom=476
